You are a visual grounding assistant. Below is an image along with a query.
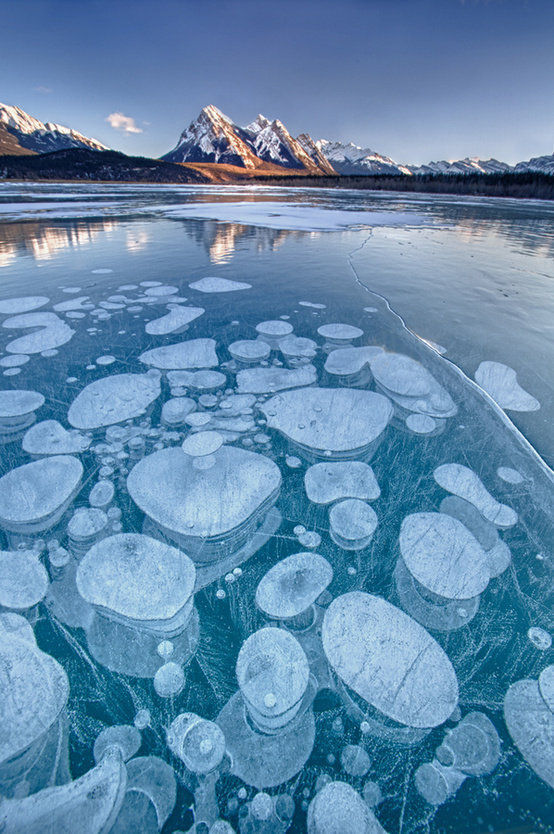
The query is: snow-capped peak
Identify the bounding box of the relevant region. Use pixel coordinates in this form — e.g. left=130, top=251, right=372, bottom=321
left=0, top=101, right=108, bottom=153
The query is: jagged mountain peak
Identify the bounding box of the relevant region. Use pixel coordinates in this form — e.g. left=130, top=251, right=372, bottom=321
left=162, top=105, right=336, bottom=174
left=0, top=101, right=108, bottom=155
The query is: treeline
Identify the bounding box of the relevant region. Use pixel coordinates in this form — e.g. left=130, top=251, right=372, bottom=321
left=0, top=148, right=208, bottom=183
left=248, top=171, right=554, bottom=200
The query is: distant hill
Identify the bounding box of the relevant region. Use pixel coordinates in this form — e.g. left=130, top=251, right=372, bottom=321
left=0, top=101, right=108, bottom=155
left=0, top=148, right=209, bottom=183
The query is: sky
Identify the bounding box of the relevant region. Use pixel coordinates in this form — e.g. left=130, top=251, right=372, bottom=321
left=1, top=0, right=553, bottom=165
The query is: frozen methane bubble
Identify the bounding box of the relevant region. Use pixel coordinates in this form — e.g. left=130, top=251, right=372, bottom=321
left=154, top=662, right=185, bottom=698
left=497, top=466, right=524, bottom=484
left=439, top=496, right=511, bottom=578
left=475, top=361, right=540, bottom=412
left=307, top=781, right=386, bottom=834
left=539, top=665, right=554, bottom=713
left=182, top=430, right=224, bottom=457
left=0, top=747, right=126, bottom=834
left=189, top=276, right=252, bottom=293
left=68, top=372, right=161, bottom=429
left=317, top=323, right=363, bottom=344
left=0, top=388, right=44, bottom=430
left=399, top=513, right=491, bottom=600
left=89, top=479, right=115, bottom=509
left=405, top=414, right=437, bottom=434
left=23, top=419, right=91, bottom=455
left=161, top=397, right=196, bottom=426
left=434, top=463, right=518, bottom=528
left=236, top=627, right=310, bottom=731
left=435, top=712, right=500, bottom=777
left=329, top=499, right=378, bottom=550
left=322, top=593, right=459, bottom=729
left=504, top=678, right=554, bottom=789
left=324, top=346, right=382, bottom=378
left=0, top=354, right=30, bottom=367
left=0, top=614, right=69, bottom=766
left=167, top=712, right=226, bottom=773
left=299, top=301, right=326, bottom=309
left=134, top=709, right=151, bottom=730
left=256, top=320, right=294, bottom=339
left=0, top=455, right=83, bottom=533
left=0, top=550, right=48, bottom=610
left=95, top=355, right=116, bottom=366
left=370, top=352, right=456, bottom=418
left=305, top=462, right=380, bottom=505
left=145, top=306, right=204, bottom=335
left=527, top=626, right=552, bottom=650
left=127, top=445, right=281, bottom=560
left=144, top=284, right=178, bottom=296
left=186, top=370, right=227, bottom=391
left=3, top=312, right=74, bottom=354
left=76, top=534, right=196, bottom=624
left=279, top=335, right=317, bottom=359
left=139, top=338, right=218, bottom=369
left=93, top=724, right=142, bottom=763
left=255, top=552, right=333, bottom=620
left=228, top=340, right=271, bottom=362
left=123, top=755, right=177, bottom=831
left=236, top=365, right=317, bottom=394
left=261, top=387, right=392, bottom=461
left=0, top=296, right=49, bottom=314
left=341, top=745, right=371, bottom=778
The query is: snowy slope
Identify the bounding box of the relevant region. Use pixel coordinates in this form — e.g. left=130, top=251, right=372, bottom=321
left=514, top=153, right=554, bottom=175
left=0, top=102, right=108, bottom=154
left=316, top=139, right=412, bottom=175
left=407, top=157, right=513, bottom=175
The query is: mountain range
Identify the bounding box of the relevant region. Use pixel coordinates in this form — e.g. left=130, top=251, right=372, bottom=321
left=1, top=100, right=554, bottom=178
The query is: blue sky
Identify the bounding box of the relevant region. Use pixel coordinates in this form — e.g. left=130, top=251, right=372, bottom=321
left=1, top=0, right=553, bottom=164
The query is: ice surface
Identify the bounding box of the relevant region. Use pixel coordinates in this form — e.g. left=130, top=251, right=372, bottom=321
left=305, top=461, right=380, bottom=504
left=145, top=305, right=204, bottom=335
left=399, top=513, right=491, bottom=600
left=261, top=387, right=392, bottom=460
left=68, top=372, right=161, bottom=429
left=307, top=781, right=386, bottom=834
left=189, top=276, right=251, bottom=293
left=255, top=551, right=333, bottom=619
left=23, top=419, right=91, bottom=454
left=139, top=338, right=218, bottom=369
left=475, top=361, right=540, bottom=412
left=0, top=549, right=48, bottom=610
left=322, top=593, right=459, bottom=728
left=434, top=463, right=518, bottom=528
left=76, top=533, right=196, bottom=623
left=0, top=455, right=83, bottom=532
left=0, top=296, right=49, bottom=314
left=329, top=499, right=378, bottom=550
left=504, top=678, right=554, bottom=789
left=236, top=365, right=317, bottom=393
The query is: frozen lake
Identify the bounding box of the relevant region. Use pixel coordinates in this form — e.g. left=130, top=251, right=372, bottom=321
left=0, top=182, right=552, bottom=833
